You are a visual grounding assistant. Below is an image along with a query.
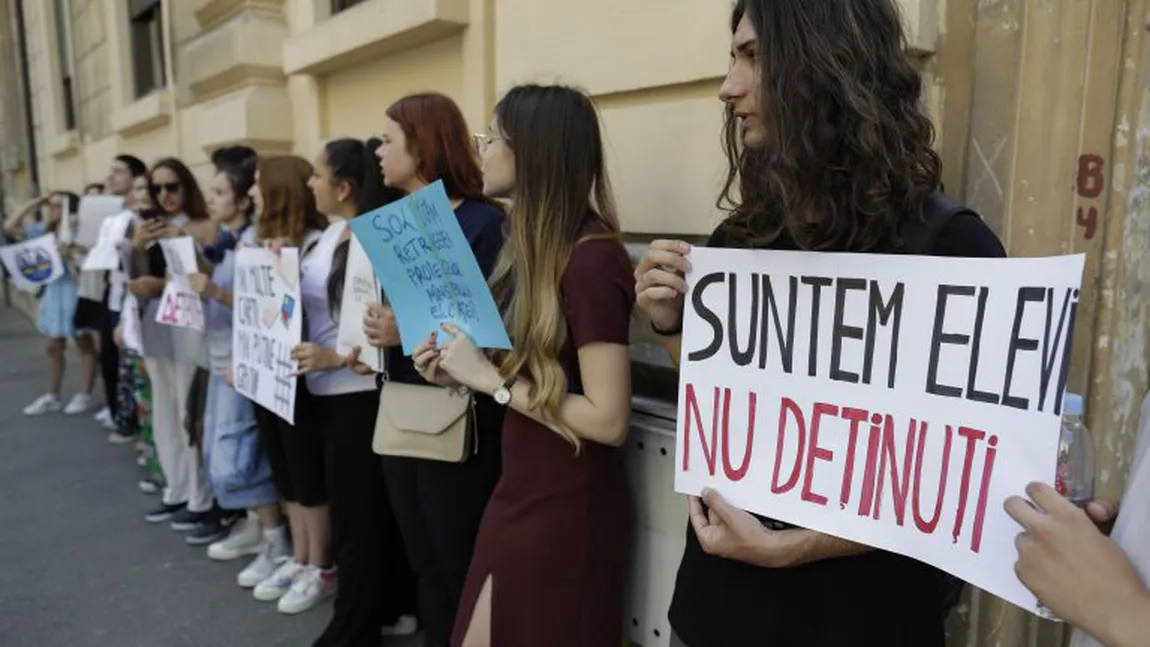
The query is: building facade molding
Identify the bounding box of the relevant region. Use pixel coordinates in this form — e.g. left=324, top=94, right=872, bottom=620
left=111, top=90, right=173, bottom=137
left=193, top=0, right=286, bottom=31
left=282, top=0, right=469, bottom=77
left=195, top=85, right=294, bottom=156
left=182, top=8, right=288, bottom=102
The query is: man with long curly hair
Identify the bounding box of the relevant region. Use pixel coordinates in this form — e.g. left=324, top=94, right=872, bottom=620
left=634, top=1, right=1008, bottom=645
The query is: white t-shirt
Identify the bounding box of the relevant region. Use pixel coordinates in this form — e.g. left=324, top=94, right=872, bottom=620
left=299, top=220, right=375, bottom=396
left=1070, top=393, right=1150, bottom=646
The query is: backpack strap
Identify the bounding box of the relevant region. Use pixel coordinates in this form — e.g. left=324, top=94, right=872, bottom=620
left=898, top=192, right=979, bottom=255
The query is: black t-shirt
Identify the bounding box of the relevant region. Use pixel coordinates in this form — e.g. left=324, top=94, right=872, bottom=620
left=668, top=208, right=1007, bottom=647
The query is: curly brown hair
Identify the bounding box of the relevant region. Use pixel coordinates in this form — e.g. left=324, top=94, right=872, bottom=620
left=721, top=0, right=942, bottom=252
left=256, top=155, right=328, bottom=246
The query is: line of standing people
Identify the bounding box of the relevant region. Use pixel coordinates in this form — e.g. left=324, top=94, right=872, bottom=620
left=74, top=82, right=638, bottom=647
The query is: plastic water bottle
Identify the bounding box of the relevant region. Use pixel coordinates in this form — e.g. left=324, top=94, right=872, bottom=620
left=1037, top=392, right=1097, bottom=620
left=1055, top=393, right=1097, bottom=506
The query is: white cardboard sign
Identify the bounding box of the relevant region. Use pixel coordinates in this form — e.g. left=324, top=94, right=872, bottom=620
left=675, top=247, right=1085, bottom=614
left=82, top=211, right=132, bottom=271
left=75, top=196, right=125, bottom=249
left=154, top=237, right=204, bottom=331
left=232, top=247, right=302, bottom=425
left=0, top=233, right=66, bottom=293
left=336, top=233, right=386, bottom=373
left=120, top=293, right=144, bottom=354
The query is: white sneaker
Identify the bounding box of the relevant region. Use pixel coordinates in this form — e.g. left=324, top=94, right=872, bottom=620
left=277, top=565, right=336, bottom=615
left=207, top=517, right=262, bottom=561
left=237, top=537, right=291, bottom=588
left=382, top=614, right=419, bottom=637
left=93, top=407, right=112, bottom=424
left=63, top=393, right=92, bottom=415
left=253, top=559, right=306, bottom=602
left=23, top=394, right=62, bottom=416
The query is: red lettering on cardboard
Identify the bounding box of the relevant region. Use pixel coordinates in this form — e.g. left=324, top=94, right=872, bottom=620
left=772, top=398, right=806, bottom=494
left=912, top=423, right=953, bottom=534
left=872, top=417, right=917, bottom=526
left=951, top=426, right=987, bottom=544
left=721, top=390, right=756, bottom=482
left=857, top=414, right=884, bottom=517
left=839, top=407, right=869, bottom=510
left=682, top=383, right=718, bottom=476
left=969, top=434, right=999, bottom=553
left=801, top=403, right=838, bottom=506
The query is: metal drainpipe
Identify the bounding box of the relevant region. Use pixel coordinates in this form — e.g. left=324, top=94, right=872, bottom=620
left=13, top=0, right=40, bottom=194
left=161, top=0, right=180, bottom=159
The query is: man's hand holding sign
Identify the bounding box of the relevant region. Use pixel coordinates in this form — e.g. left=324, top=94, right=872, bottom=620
left=638, top=237, right=1094, bottom=614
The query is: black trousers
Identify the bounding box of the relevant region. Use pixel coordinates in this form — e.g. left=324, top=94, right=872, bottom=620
left=313, top=390, right=417, bottom=647
left=97, top=307, right=119, bottom=418
left=381, top=400, right=504, bottom=647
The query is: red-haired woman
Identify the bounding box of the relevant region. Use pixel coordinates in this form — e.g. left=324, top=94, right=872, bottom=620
left=358, top=92, right=507, bottom=647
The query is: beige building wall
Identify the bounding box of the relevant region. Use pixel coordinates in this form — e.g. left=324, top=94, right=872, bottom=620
left=2, top=1, right=1149, bottom=646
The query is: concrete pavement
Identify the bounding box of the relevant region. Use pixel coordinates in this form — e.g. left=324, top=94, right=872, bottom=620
left=0, top=305, right=419, bottom=647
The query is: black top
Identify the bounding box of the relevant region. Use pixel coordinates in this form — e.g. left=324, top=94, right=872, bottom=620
left=668, top=209, right=1007, bottom=647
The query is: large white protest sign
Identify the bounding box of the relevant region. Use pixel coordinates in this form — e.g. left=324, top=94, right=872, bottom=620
left=154, top=237, right=204, bottom=331
left=75, top=196, right=125, bottom=248
left=232, top=247, right=302, bottom=424
left=0, top=233, right=66, bottom=293
left=82, top=211, right=132, bottom=271
left=675, top=247, right=1085, bottom=614
left=336, top=233, right=385, bottom=373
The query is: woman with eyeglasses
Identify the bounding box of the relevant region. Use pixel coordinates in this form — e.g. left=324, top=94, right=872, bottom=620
left=412, top=84, right=635, bottom=647
left=127, top=158, right=220, bottom=534
left=357, top=92, right=508, bottom=647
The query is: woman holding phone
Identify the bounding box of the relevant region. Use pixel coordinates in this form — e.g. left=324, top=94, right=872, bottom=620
left=127, top=158, right=218, bottom=533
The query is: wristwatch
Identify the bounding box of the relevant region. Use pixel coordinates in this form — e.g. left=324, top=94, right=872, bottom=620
left=493, top=376, right=517, bottom=406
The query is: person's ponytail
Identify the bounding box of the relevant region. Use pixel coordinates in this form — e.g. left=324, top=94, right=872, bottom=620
left=326, top=138, right=402, bottom=314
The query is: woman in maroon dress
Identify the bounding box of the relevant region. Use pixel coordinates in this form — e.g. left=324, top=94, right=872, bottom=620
left=411, top=84, right=635, bottom=647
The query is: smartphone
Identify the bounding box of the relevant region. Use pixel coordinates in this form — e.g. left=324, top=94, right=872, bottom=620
left=138, top=207, right=162, bottom=221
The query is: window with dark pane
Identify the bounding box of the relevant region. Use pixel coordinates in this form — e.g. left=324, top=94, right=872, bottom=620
left=54, top=0, right=75, bottom=130
left=129, top=0, right=166, bottom=99
left=332, top=0, right=368, bottom=14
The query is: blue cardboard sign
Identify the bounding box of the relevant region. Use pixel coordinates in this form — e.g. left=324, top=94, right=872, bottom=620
left=348, top=180, right=512, bottom=355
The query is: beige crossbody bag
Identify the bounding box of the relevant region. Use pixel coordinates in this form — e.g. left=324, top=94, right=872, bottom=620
left=371, top=383, right=477, bottom=463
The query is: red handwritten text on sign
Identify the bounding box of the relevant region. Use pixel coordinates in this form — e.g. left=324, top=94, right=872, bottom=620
left=156, top=285, right=204, bottom=331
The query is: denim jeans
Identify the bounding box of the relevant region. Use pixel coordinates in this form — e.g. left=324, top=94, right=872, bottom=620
left=203, top=373, right=278, bottom=510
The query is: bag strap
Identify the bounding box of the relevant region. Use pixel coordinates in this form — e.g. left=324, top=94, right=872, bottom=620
left=300, top=229, right=323, bottom=259
left=898, top=192, right=979, bottom=255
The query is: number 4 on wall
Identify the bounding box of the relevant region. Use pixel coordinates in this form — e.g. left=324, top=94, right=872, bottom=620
left=1076, top=206, right=1098, bottom=241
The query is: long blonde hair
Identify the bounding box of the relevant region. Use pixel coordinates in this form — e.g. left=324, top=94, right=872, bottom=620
left=488, top=85, right=621, bottom=452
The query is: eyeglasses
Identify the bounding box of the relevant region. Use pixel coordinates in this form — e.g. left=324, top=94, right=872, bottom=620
left=472, top=133, right=507, bottom=154
left=153, top=182, right=182, bottom=195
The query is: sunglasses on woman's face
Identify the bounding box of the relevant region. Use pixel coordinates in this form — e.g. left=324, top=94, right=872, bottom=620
left=154, top=182, right=182, bottom=195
